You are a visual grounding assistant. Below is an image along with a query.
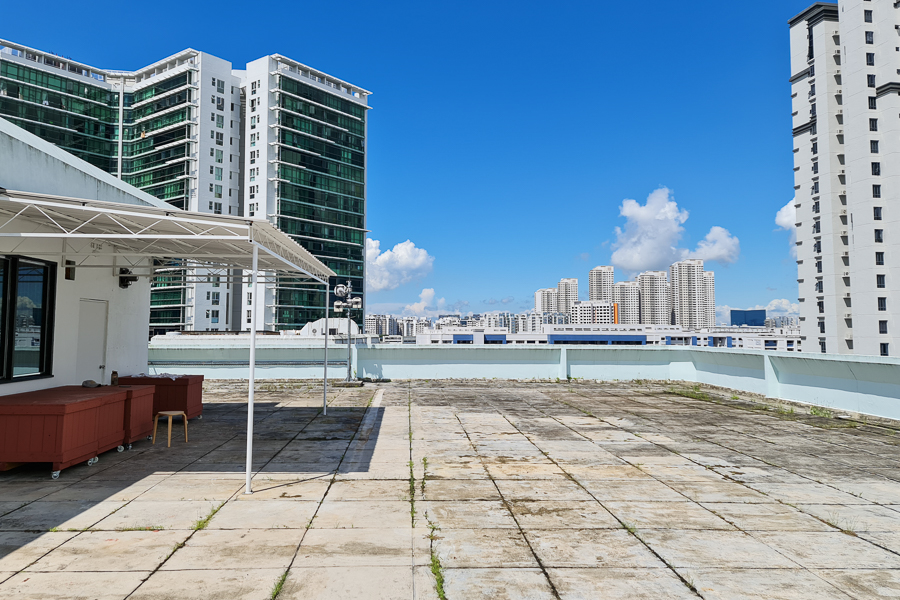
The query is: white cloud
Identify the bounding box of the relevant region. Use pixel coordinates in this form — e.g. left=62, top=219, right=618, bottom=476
left=403, top=289, right=470, bottom=317
left=610, top=187, right=740, bottom=273
left=716, top=298, right=800, bottom=325
left=483, top=296, right=515, bottom=306
left=366, top=238, right=434, bottom=293
left=775, top=198, right=797, bottom=258
left=688, top=226, right=740, bottom=265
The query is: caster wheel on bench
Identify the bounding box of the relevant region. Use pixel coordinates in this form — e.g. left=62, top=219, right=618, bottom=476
left=51, top=471, right=60, bottom=480
left=117, top=446, right=125, bottom=452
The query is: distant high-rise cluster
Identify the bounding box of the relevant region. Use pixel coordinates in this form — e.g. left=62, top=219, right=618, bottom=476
left=532, top=260, right=717, bottom=327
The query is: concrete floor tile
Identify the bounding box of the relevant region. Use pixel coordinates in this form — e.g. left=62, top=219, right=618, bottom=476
left=0, top=500, right=126, bottom=531
left=38, top=479, right=164, bottom=502
left=683, top=568, right=854, bottom=600
left=207, top=500, right=318, bottom=529
left=127, top=477, right=242, bottom=501
left=747, top=483, right=871, bottom=505
left=295, top=528, right=423, bottom=567
left=0, top=570, right=149, bottom=599
left=314, top=501, right=412, bottom=529
left=813, top=568, right=900, bottom=599
left=484, top=463, right=567, bottom=479
left=509, top=501, right=620, bottom=529
left=634, top=464, right=728, bottom=483
left=423, top=501, right=517, bottom=529
left=795, top=503, right=900, bottom=532
left=0, top=531, right=78, bottom=571
left=604, top=501, right=735, bottom=530
left=665, top=480, right=771, bottom=503
left=433, top=528, right=537, bottom=568
left=753, top=531, right=900, bottom=569
left=548, top=567, right=697, bottom=599
left=701, top=502, right=834, bottom=531
left=93, top=500, right=220, bottom=530
left=419, top=479, right=500, bottom=501
left=578, top=479, right=689, bottom=502
left=859, top=531, right=900, bottom=554
left=130, top=568, right=283, bottom=600
left=242, top=477, right=332, bottom=500
left=280, top=566, right=414, bottom=599
left=414, top=565, right=442, bottom=600
left=564, top=464, right=653, bottom=480
left=0, top=482, right=78, bottom=502
left=527, top=529, right=665, bottom=568
left=326, top=480, right=411, bottom=502
left=25, top=530, right=188, bottom=571
left=639, top=530, right=798, bottom=569
left=161, top=528, right=303, bottom=570
left=442, top=568, right=555, bottom=600
left=494, top=478, right=593, bottom=501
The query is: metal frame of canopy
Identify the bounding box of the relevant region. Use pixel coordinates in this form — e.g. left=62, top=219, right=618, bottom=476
left=0, top=188, right=337, bottom=494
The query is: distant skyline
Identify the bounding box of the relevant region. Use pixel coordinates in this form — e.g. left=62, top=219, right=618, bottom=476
left=5, top=0, right=817, bottom=321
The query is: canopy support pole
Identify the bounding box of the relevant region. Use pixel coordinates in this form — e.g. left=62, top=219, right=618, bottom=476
left=323, top=284, right=329, bottom=416
left=244, top=244, right=259, bottom=495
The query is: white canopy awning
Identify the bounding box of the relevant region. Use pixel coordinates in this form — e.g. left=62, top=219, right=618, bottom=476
left=0, top=188, right=336, bottom=283
left=0, top=187, right=336, bottom=495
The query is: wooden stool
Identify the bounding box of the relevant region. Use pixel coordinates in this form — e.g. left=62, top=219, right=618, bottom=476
left=152, top=411, right=188, bottom=447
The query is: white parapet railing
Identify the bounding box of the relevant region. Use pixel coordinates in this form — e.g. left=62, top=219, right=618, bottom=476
left=148, top=344, right=900, bottom=421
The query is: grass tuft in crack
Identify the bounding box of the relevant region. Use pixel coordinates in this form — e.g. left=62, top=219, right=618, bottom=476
left=270, top=569, right=288, bottom=599
left=192, top=501, right=225, bottom=531
left=421, top=457, right=428, bottom=496
left=426, top=514, right=447, bottom=600
left=408, top=460, right=417, bottom=526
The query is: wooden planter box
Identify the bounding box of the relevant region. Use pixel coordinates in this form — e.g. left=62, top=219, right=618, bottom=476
left=121, top=385, right=156, bottom=445
left=118, top=375, right=204, bottom=419
left=0, top=386, right=128, bottom=473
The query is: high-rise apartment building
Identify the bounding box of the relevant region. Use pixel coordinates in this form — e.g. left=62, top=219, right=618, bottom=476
left=612, top=281, right=641, bottom=325
left=557, top=278, right=579, bottom=315
left=570, top=301, right=614, bottom=325
left=790, top=1, right=897, bottom=356
left=588, top=266, right=614, bottom=302
left=638, top=271, right=670, bottom=325
left=241, top=55, right=369, bottom=331
left=0, top=39, right=369, bottom=334
left=534, top=288, right=558, bottom=313
left=669, top=259, right=715, bottom=329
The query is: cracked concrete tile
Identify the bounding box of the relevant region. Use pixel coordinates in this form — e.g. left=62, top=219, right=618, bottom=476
left=130, top=568, right=283, bottom=600
left=604, top=501, right=735, bottom=530
left=207, top=499, right=318, bottom=529
left=683, top=568, right=855, bottom=599
left=0, top=570, right=150, bottom=599
left=753, top=531, right=900, bottom=569
left=813, top=568, right=900, bottom=599
left=294, top=528, right=425, bottom=567
left=639, top=530, right=798, bottom=569
left=527, top=529, right=665, bottom=568
left=443, top=568, right=555, bottom=600
left=701, top=502, right=834, bottom=532
left=160, top=529, right=303, bottom=570
left=509, top=501, right=619, bottom=529
left=0, top=501, right=126, bottom=532
left=578, top=479, right=689, bottom=502
left=280, top=566, right=414, bottom=599
left=433, top=528, right=537, bottom=568
left=25, top=530, right=188, bottom=572
left=420, top=479, right=501, bottom=501
left=423, top=500, right=517, bottom=529
left=0, top=531, right=78, bottom=571
left=494, top=479, right=593, bottom=501
left=92, top=500, right=219, bottom=531
left=313, top=501, right=412, bottom=529
left=547, top=567, right=697, bottom=599
left=794, top=503, right=900, bottom=532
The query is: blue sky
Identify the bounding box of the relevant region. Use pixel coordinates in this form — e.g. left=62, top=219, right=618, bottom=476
left=7, top=0, right=817, bottom=321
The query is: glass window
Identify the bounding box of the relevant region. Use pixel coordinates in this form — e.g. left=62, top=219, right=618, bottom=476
left=865, top=10, right=873, bottom=23
left=211, top=276, right=220, bottom=288
left=877, top=274, right=886, bottom=288
left=215, top=167, right=223, bottom=181
left=214, top=185, right=222, bottom=199
left=881, top=343, right=889, bottom=357
left=216, top=115, right=224, bottom=129
left=867, top=53, right=875, bottom=66
left=868, top=74, right=876, bottom=88
left=875, top=229, right=884, bottom=242
left=874, top=206, right=882, bottom=220
left=873, top=185, right=881, bottom=199
left=217, top=80, right=225, bottom=94
left=871, top=140, right=879, bottom=153
left=866, top=31, right=874, bottom=44
left=876, top=252, right=884, bottom=265
left=878, top=297, right=887, bottom=311
left=0, top=257, right=55, bottom=381
left=879, top=321, right=888, bottom=335
left=211, top=292, right=220, bottom=306
left=869, top=97, right=877, bottom=109
left=872, top=162, right=881, bottom=176
left=216, top=97, right=225, bottom=112
left=215, top=149, right=223, bottom=163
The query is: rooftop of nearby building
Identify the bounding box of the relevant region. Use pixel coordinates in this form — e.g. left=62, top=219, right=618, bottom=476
left=1, top=379, right=899, bottom=598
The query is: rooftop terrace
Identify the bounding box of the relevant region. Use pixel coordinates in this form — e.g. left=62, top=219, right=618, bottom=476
left=2, top=380, right=900, bottom=599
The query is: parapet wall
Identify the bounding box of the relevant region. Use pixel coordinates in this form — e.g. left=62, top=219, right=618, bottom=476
left=148, top=344, right=900, bottom=420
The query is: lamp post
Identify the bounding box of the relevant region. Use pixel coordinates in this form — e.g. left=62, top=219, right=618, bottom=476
left=333, top=282, right=361, bottom=382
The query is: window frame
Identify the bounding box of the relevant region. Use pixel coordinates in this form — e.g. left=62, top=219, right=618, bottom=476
left=0, top=255, right=57, bottom=384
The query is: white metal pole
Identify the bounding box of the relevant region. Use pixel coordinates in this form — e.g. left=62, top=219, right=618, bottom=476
left=323, top=285, right=328, bottom=416
left=244, top=245, right=259, bottom=495
left=347, top=310, right=352, bottom=382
